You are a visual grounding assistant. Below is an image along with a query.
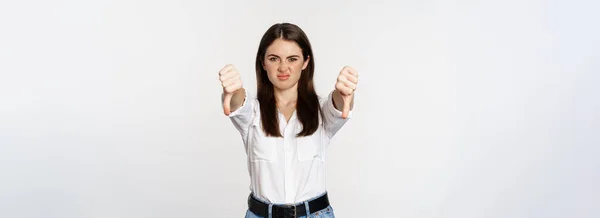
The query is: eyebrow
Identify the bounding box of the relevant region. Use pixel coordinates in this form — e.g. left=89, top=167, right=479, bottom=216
left=266, top=54, right=301, bottom=58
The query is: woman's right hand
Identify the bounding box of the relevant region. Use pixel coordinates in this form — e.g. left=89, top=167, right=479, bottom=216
left=219, top=64, right=244, bottom=115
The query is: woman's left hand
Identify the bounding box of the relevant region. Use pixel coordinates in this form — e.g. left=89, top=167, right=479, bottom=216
left=335, top=66, right=359, bottom=119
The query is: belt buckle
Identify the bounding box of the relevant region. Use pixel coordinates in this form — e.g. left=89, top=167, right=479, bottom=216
left=283, top=204, right=297, bottom=218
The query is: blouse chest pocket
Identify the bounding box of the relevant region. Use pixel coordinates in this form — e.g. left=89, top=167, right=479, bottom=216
left=248, top=117, right=278, bottom=163
left=296, top=135, right=324, bottom=162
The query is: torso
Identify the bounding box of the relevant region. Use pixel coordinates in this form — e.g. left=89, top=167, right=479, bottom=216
left=248, top=99, right=327, bottom=204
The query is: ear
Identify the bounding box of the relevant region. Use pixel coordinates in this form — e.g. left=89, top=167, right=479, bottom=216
left=302, top=55, right=310, bottom=70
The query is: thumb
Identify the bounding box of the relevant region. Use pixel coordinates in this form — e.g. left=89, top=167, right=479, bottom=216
left=342, top=95, right=352, bottom=119
left=223, top=93, right=232, bottom=115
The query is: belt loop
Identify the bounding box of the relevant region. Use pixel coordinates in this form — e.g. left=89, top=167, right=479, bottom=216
left=304, top=200, right=310, bottom=216
left=268, top=203, right=273, bottom=218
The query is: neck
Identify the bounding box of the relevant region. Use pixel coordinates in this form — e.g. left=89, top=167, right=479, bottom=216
left=273, top=83, right=298, bottom=105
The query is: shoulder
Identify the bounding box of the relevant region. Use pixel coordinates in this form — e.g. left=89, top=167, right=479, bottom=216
left=250, top=95, right=260, bottom=114
left=317, top=93, right=328, bottom=106
left=317, top=91, right=334, bottom=108
left=318, top=95, right=324, bottom=104
left=244, top=91, right=259, bottom=109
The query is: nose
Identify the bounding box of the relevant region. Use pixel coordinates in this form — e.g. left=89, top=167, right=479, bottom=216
left=277, top=62, right=288, bottom=72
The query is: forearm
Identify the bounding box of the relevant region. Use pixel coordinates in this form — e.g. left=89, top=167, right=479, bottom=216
left=227, top=88, right=246, bottom=113
left=332, top=89, right=354, bottom=112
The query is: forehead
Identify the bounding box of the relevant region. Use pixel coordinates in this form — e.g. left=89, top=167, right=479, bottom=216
left=265, top=38, right=303, bottom=55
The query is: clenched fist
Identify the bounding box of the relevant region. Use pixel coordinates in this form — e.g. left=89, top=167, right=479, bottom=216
left=335, top=66, right=358, bottom=119
left=219, top=64, right=243, bottom=115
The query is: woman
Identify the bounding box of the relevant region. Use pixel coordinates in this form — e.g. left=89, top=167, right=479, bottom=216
left=218, top=23, right=358, bottom=218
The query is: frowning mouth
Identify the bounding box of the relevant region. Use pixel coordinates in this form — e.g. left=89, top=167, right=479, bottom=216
left=277, top=74, right=290, bottom=80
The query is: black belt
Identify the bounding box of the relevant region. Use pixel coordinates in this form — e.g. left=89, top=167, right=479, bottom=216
left=248, top=193, right=330, bottom=218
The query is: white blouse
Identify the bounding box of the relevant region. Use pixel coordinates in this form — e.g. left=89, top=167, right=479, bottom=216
left=226, top=90, right=352, bottom=204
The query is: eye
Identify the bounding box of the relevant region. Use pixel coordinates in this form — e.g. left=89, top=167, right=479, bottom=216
left=269, top=57, right=278, bottom=61
left=288, top=57, right=298, bottom=62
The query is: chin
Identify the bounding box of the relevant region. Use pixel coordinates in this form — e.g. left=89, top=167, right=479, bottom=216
left=272, top=81, right=298, bottom=91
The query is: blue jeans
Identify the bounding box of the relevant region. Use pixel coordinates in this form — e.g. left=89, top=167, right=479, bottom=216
left=245, top=192, right=336, bottom=218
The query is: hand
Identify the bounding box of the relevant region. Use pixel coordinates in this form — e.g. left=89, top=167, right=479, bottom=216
left=219, top=64, right=243, bottom=115
left=335, top=66, right=358, bottom=119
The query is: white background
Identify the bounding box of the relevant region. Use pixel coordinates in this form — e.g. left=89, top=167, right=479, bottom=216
left=1, top=0, right=599, bottom=217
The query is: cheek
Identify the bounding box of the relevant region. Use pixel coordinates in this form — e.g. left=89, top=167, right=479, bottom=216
left=291, top=62, right=305, bottom=72
left=291, top=63, right=304, bottom=80
left=263, top=62, right=277, bottom=73
left=263, top=61, right=275, bottom=69
left=263, top=64, right=278, bottom=81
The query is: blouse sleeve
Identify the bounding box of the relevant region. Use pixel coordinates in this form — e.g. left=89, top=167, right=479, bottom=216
left=224, top=91, right=254, bottom=141
left=320, top=90, right=353, bottom=139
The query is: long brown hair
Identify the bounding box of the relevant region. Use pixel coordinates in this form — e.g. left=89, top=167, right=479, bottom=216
left=255, top=23, right=320, bottom=137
